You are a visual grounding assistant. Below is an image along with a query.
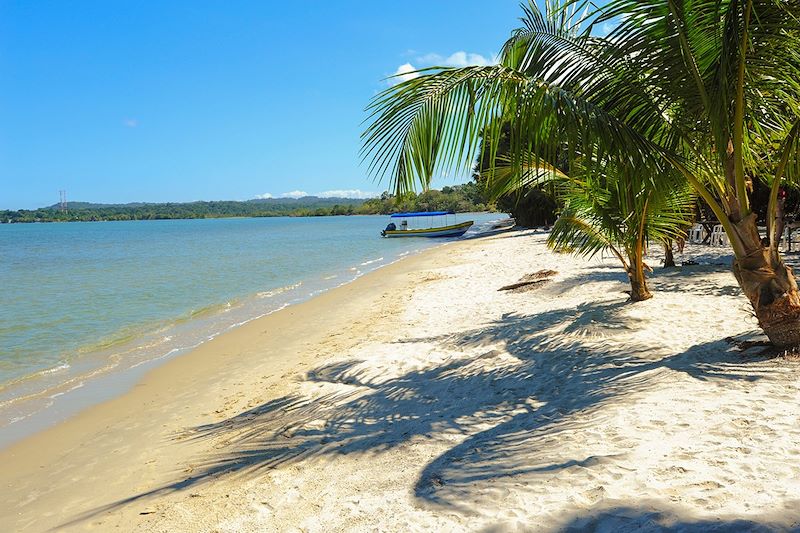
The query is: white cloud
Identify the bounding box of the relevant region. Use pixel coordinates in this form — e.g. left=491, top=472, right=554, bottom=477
left=257, top=190, right=378, bottom=200
left=280, top=190, right=308, bottom=199
left=418, top=51, right=497, bottom=67
left=392, top=62, right=420, bottom=83
left=123, top=118, right=139, bottom=128
left=447, top=52, right=493, bottom=67
left=317, top=189, right=378, bottom=199
left=390, top=51, right=497, bottom=85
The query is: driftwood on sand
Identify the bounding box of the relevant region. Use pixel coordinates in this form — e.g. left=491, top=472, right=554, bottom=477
left=498, top=269, right=558, bottom=293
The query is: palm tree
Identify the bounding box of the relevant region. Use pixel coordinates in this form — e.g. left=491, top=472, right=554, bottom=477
left=547, top=160, right=694, bottom=301
left=595, top=0, right=800, bottom=348
left=474, top=124, right=694, bottom=301
left=362, top=0, right=800, bottom=348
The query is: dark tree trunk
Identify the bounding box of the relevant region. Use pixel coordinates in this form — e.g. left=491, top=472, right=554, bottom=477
left=730, top=214, right=800, bottom=348
left=775, top=194, right=786, bottom=247
left=663, top=241, right=676, bottom=268
left=628, top=275, right=652, bottom=301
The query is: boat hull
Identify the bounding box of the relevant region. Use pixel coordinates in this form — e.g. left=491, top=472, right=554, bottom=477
left=382, top=221, right=474, bottom=238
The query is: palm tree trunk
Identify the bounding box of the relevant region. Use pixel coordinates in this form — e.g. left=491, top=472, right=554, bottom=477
left=628, top=273, right=652, bottom=301
left=663, top=241, right=676, bottom=268
left=730, top=215, right=800, bottom=349
left=628, top=244, right=652, bottom=302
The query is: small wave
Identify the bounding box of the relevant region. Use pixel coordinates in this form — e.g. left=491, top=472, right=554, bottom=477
left=227, top=304, right=289, bottom=329
left=68, top=314, right=206, bottom=361
left=359, top=257, right=384, bottom=266
left=323, top=275, right=338, bottom=280
left=39, top=363, right=70, bottom=375
left=0, top=362, right=71, bottom=394
left=48, top=381, right=85, bottom=399
left=76, top=330, right=139, bottom=354
left=129, top=346, right=189, bottom=369
left=190, top=301, right=236, bottom=319
left=0, top=355, right=122, bottom=410
left=257, top=282, right=302, bottom=299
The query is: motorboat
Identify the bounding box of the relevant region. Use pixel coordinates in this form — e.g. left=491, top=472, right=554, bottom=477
left=381, top=211, right=474, bottom=238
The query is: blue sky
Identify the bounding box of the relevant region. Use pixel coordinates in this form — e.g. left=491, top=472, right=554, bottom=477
left=1, top=1, right=526, bottom=209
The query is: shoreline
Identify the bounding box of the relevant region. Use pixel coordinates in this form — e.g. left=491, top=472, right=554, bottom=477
left=0, top=215, right=501, bottom=449
left=4, top=229, right=800, bottom=532
left=0, top=232, right=487, bottom=531
left=0, top=213, right=504, bottom=449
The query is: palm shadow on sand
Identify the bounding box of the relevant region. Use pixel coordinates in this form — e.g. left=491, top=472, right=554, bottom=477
left=540, top=505, right=800, bottom=532
left=59, top=284, right=787, bottom=531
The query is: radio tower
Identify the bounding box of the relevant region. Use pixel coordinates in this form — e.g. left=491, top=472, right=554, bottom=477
left=59, top=190, right=68, bottom=213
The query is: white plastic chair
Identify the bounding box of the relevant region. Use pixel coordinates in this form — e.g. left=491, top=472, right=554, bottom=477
left=688, top=224, right=705, bottom=244
left=711, top=225, right=728, bottom=246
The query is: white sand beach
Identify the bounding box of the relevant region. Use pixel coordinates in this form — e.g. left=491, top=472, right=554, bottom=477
left=2, top=229, right=800, bottom=532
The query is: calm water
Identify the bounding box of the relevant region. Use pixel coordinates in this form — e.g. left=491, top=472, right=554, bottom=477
left=0, top=213, right=504, bottom=443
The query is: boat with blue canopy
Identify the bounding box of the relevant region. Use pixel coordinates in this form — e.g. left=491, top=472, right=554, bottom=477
left=381, top=211, right=474, bottom=238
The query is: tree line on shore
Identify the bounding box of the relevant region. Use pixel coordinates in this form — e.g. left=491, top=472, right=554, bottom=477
left=1, top=183, right=493, bottom=223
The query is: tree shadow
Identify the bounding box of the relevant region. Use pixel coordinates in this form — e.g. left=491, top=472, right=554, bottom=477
left=57, top=300, right=779, bottom=528
left=541, top=255, right=744, bottom=299
left=648, top=265, right=745, bottom=298
left=545, top=504, right=800, bottom=532
left=540, top=265, right=631, bottom=297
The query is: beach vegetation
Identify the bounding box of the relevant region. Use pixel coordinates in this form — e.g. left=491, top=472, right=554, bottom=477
left=474, top=123, right=560, bottom=227
left=547, top=161, right=695, bottom=301
left=474, top=125, right=694, bottom=300
left=362, top=0, right=800, bottom=347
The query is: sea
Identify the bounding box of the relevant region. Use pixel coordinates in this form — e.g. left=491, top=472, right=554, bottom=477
left=0, top=213, right=505, bottom=447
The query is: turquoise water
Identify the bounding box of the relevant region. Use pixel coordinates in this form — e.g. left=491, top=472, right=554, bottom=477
left=0, top=213, right=504, bottom=439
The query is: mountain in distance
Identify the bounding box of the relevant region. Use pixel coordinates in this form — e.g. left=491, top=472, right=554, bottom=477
left=4, top=184, right=490, bottom=223
left=43, top=196, right=366, bottom=210
left=0, top=196, right=372, bottom=223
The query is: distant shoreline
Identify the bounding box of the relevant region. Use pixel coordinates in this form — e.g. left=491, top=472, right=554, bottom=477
left=1, top=210, right=498, bottom=224
left=2, top=184, right=494, bottom=223
left=3, top=212, right=369, bottom=224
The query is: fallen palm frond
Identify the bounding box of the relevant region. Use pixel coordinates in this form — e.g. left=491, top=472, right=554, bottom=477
left=498, top=269, right=559, bottom=292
